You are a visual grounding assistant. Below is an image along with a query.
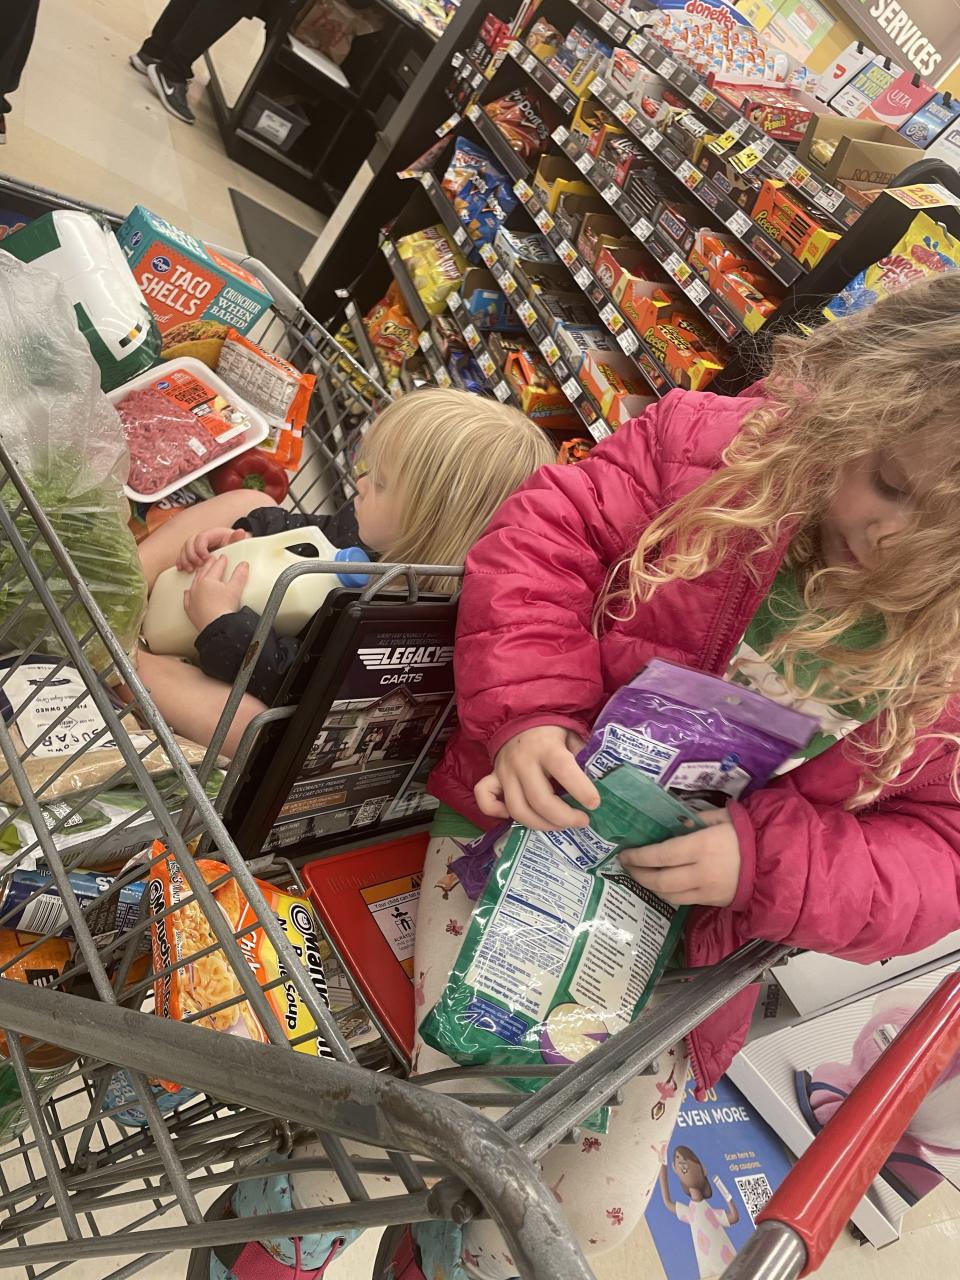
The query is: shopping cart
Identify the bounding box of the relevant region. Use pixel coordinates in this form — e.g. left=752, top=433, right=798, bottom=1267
left=0, top=173, right=942, bottom=1280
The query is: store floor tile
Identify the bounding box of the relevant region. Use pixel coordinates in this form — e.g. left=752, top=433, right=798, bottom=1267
left=7, top=0, right=327, bottom=269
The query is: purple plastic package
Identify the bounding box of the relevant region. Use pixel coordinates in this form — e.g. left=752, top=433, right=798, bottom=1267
left=579, top=659, right=817, bottom=805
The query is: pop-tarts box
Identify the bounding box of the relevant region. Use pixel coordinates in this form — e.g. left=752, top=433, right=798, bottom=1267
left=116, top=205, right=272, bottom=350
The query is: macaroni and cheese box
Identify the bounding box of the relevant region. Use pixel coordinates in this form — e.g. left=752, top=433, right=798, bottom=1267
left=116, top=206, right=272, bottom=350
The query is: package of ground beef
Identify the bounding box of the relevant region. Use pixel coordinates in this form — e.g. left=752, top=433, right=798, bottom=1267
left=115, top=384, right=235, bottom=498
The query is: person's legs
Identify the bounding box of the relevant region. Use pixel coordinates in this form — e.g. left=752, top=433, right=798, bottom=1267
left=135, top=649, right=267, bottom=756
left=0, top=0, right=41, bottom=116
left=410, top=835, right=688, bottom=1280
left=137, top=490, right=278, bottom=592
left=148, top=0, right=250, bottom=82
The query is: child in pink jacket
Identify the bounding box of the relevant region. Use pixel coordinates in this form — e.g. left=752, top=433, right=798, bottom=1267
left=410, top=270, right=960, bottom=1277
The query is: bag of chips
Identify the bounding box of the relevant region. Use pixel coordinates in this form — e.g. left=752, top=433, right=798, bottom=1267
left=441, top=136, right=517, bottom=249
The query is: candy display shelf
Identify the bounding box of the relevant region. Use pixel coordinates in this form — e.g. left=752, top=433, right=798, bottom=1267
left=512, top=178, right=673, bottom=395
left=506, top=41, right=579, bottom=115
left=479, top=241, right=613, bottom=441
left=464, top=101, right=531, bottom=183
left=379, top=238, right=453, bottom=386
left=588, top=74, right=803, bottom=293
left=553, top=125, right=749, bottom=344
left=419, top=172, right=476, bottom=253
left=625, top=32, right=861, bottom=233
left=567, top=0, right=638, bottom=47
left=446, top=291, right=516, bottom=402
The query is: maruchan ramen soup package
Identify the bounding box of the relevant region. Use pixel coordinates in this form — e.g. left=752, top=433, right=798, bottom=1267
left=149, top=847, right=335, bottom=1091
left=822, top=211, right=960, bottom=322
left=419, top=767, right=703, bottom=1127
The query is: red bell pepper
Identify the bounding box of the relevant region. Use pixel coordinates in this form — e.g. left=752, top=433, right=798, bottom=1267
left=210, top=452, right=289, bottom=503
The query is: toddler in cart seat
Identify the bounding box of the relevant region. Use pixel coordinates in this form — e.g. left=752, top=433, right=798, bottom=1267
left=134, top=388, right=554, bottom=756
left=193, top=272, right=960, bottom=1280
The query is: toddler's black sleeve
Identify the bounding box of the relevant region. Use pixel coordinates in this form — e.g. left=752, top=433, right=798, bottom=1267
left=195, top=607, right=299, bottom=705
left=233, top=502, right=364, bottom=549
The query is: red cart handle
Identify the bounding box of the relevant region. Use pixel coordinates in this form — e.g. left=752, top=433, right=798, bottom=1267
left=755, top=969, right=960, bottom=1275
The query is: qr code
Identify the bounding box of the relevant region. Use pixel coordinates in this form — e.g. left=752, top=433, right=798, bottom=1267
left=734, top=1173, right=774, bottom=1224
left=353, top=797, right=386, bottom=827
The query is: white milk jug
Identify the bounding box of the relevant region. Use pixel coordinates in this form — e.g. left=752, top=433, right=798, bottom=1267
left=142, top=525, right=368, bottom=659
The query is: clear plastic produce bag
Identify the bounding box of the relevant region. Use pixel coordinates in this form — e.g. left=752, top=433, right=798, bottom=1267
left=0, top=254, right=147, bottom=669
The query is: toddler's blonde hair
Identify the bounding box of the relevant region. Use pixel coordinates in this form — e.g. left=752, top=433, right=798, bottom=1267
left=606, top=271, right=960, bottom=807
left=360, top=387, right=554, bottom=592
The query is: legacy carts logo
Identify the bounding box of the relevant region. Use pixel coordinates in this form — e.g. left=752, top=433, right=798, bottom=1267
left=359, top=645, right=454, bottom=685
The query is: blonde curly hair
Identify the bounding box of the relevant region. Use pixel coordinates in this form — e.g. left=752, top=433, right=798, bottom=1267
left=605, top=271, right=960, bottom=808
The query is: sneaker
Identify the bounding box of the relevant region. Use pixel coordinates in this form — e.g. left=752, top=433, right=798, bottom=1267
left=129, top=50, right=159, bottom=75
left=146, top=62, right=195, bottom=125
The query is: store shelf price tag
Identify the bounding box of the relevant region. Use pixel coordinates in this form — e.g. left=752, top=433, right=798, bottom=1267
left=677, top=160, right=702, bottom=189
left=614, top=99, right=637, bottom=125
left=685, top=278, right=709, bottom=305
left=549, top=80, right=565, bottom=101
left=599, top=10, right=614, bottom=31
left=730, top=143, right=765, bottom=174
left=418, top=331, right=432, bottom=352
left=517, top=299, right=537, bottom=326
left=501, top=272, right=517, bottom=295
left=660, top=57, right=677, bottom=77
left=466, top=103, right=480, bottom=122
left=633, top=216, right=653, bottom=241
left=643, top=128, right=661, bottom=151
left=691, top=84, right=716, bottom=110
left=451, top=52, right=463, bottom=68
left=479, top=243, right=495, bottom=266
left=478, top=351, right=496, bottom=376
left=557, top=238, right=578, bottom=266
left=553, top=125, right=569, bottom=145
left=574, top=266, right=592, bottom=289
left=791, top=163, right=811, bottom=186
left=575, top=152, right=595, bottom=174
left=435, top=366, right=452, bottom=387
left=435, top=113, right=461, bottom=139
left=463, top=324, right=480, bottom=349
left=708, top=129, right=738, bottom=155
left=814, top=186, right=845, bottom=213
left=599, top=302, right=623, bottom=331
left=664, top=252, right=691, bottom=285
left=494, top=380, right=511, bottom=402
left=602, top=182, right=620, bottom=206
left=472, top=71, right=483, bottom=89
left=540, top=338, right=561, bottom=364
left=775, top=153, right=798, bottom=180
left=562, top=377, right=582, bottom=401
left=592, top=421, right=613, bottom=440
left=514, top=179, right=533, bottom=202
left=725, top=209, right=752, bottom=238
left=617, top=329, right=639, bottom=355
left=448, top=292, right=462, bottom=311
left=453, top=226, right=469, bottom=248
left=592, top=77, right=606, bottom=96
left=534, top=208, right=555, bottom=232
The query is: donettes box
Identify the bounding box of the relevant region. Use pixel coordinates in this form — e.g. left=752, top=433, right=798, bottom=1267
left=116, top=206, right=272, bottom=347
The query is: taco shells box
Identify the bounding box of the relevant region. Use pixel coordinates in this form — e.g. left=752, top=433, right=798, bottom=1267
left=117, top=206, right=272, bottom=351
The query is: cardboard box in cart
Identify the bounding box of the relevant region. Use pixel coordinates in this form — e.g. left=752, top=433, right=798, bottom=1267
left=116, top=206, right=272, bottom=348
left=797, top=116, right=921, bottom=187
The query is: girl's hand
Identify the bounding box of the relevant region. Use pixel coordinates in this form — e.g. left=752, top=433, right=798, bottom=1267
left=183, top=555, right=250, bottom=633
left=176, top=527, right=249, bottom=573
left=475, top=726, right=600, bottom=831
left=619, top=808, right=741, bottom=907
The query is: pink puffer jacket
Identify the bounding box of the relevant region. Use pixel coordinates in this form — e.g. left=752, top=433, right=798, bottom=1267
left=429, top=388, right=960, bottom=1090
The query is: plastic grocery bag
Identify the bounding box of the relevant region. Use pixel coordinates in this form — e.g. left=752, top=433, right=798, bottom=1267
left=0, top=253, right=147, bottom=669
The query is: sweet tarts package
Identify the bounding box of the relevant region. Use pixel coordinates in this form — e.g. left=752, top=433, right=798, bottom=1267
left=421, top=664, right=817, bottom=1115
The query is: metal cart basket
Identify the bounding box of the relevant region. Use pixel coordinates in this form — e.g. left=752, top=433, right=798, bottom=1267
left=0, top=174, right=944, bottom=1280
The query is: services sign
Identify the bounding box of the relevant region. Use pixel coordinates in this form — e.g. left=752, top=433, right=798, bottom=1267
left=832, top=0, right=960, bottom=81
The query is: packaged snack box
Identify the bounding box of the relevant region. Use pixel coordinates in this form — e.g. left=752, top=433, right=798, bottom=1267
left=502, top=346, right=580, bottom=430
left=576, top=212, right=628, bottom=266
left=556, top=322, right=617, bottom=370
left=594, top=244, right=651, bottom=297
left=117, top=206, right=272, bottom=351
left=751, top=179, right=841, bottom=269
left=580, top=349, right=650, bottom=416
left=532, top=155, right=593, bottom=214
left=493, top=226, right=557, bottom=271
left=614, top=275, right=678, bottom=332
left=553, top=192, right=608, bottom=243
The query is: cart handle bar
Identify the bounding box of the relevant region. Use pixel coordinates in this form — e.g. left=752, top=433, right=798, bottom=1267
left=722, top=968, right=960, bottom=1280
